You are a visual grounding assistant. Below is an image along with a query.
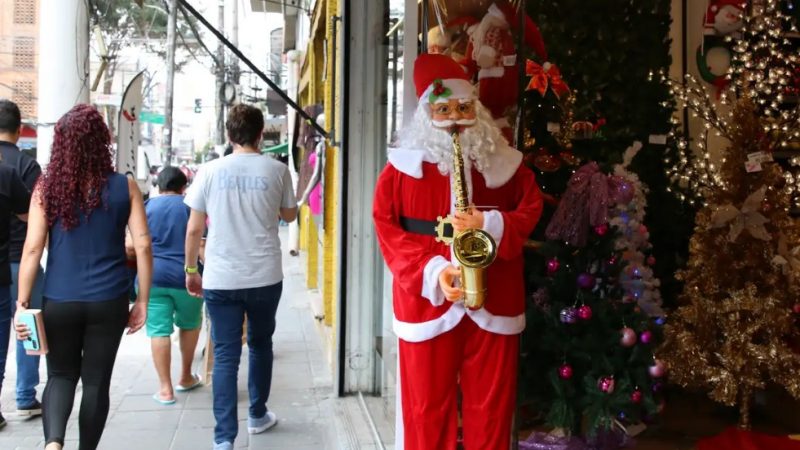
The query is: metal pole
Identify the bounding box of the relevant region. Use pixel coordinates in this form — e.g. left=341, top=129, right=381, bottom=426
left=330, top=15, right=340, bottom=145
left=179, top=0, right=328, bottom=138
left=231, top=0, right=240, bottom=86
left=37, top=0, right=90, bottom=167
left=421, top=0, right=429, bottom=53
left=163, top=0, right=179, bottom=166
left=514, top=0, right=526, bottom=150
left=390, top=24, right=399, bottom=139
left=215, top=0, right=226, bottom=146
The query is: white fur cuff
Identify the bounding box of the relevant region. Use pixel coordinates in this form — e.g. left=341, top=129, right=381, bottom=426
left=422, top=255, right=451, bottom=306
left=482, top=210, right=505, bottom=248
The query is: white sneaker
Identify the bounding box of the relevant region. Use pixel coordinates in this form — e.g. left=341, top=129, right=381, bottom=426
left=248, top=411, right=278, bottom=434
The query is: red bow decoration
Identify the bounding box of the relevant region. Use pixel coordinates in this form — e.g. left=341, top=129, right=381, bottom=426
left=526, top=60, right=570, bottom=98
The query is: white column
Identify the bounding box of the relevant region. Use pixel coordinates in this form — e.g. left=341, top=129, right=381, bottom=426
left=286, top=49, right=303, bottom=255
left=340, top=0, right=388, bottom=395
left=37, top=0, right=90, bottom=167
left=402, top=0, right=419, bottom=127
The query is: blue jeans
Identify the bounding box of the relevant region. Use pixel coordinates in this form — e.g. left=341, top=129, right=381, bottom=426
left=0, top=285, right=11, bottom=406
left=10, top=263, right=44, bottom=408
left=204, top=282, right=282, bottom=445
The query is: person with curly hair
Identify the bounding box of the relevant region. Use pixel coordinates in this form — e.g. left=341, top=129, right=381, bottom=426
left=14, top=104, right=152, bottom=450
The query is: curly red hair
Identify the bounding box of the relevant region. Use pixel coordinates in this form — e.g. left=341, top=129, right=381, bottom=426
left=40, top=104, right=114, bottom=230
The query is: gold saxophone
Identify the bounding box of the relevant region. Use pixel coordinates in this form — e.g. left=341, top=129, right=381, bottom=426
left=435, top=129, right=497, bottom=309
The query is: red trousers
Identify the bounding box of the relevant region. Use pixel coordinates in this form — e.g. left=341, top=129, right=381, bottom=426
left=398, top=317, right=519, bottom=450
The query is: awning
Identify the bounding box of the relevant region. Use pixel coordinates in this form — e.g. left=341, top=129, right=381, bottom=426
left=262, top=142, right=289, bottom=154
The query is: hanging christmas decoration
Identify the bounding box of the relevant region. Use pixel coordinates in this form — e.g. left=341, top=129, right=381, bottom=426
left=577, top=305, right=593, bottom=321
left=620, top=327, right=638, bottom=347
left=597, top=376, right=615, bottom=394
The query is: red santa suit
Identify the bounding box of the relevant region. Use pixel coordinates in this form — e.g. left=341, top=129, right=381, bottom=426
left=373, top=54, right=543, bottom=450
left=463, top=1, right=549, bottom=141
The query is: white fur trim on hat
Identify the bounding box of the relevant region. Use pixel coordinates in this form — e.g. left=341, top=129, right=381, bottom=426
left=487, top=3, right=507, bottom=24
left=419, top=78, right=476, bottom=104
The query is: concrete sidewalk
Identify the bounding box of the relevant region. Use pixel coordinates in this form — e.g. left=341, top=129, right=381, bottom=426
left=0, top=229, right=387, bottom=450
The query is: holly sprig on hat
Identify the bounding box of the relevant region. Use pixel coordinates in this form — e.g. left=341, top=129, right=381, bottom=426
left=428, top=79, right=452, bottom=103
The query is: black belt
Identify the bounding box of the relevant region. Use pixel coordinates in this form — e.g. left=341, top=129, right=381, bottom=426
left=400, top=216, right=453, bottom=239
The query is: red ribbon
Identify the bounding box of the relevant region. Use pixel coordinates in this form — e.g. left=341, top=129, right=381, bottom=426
left=526, top=60, right=570, bottom=98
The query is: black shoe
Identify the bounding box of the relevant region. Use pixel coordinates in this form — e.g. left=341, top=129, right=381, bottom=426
left=17, top=400, right=42, bottom=418
left=0, top=412, right=6, bottom=429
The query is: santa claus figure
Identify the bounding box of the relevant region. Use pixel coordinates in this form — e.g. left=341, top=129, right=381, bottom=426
left=463, top=1, right=549, bottom=141
left=373, top=53, right=543, bottom=450
left=704, top=0, right=747, bottom=35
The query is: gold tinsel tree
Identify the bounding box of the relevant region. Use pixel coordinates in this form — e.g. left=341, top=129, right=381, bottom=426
left=660, top=99, right=800, bottom=428
left=659, top=1, right=800, bottom=428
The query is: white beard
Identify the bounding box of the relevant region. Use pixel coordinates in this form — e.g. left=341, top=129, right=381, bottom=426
left=394, top=101, right=506, bottom=176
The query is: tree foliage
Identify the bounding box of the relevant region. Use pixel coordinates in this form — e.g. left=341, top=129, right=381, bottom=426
left=522, top=0, right=693, bottom=304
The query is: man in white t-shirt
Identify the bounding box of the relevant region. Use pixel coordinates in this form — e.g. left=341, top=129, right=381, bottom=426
left=184, top=104, right=297, bottom=450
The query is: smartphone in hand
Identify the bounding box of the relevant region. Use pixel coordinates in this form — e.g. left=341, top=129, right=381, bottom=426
left=18, top=309, right=48, bottom=355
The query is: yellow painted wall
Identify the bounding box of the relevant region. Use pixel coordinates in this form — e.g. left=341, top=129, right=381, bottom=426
left=297, top=0, right=341, bottom=329
left=322, top=0, right=339, bottom=328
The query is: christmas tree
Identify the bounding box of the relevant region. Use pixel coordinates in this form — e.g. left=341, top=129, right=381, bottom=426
left=659, top=1, right=800, bottom=428
left=521, top=146, right=666, bottom=436
left=522, top=0, right=693, bottom=303
left=517, top=0, right=679, bottom=438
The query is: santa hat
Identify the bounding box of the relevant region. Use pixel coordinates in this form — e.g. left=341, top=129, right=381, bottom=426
left=414, top=53, right=475, bottom=103
left=705, top=0, right=746, bottom=24
left=488, top=1, right=549, bottom=63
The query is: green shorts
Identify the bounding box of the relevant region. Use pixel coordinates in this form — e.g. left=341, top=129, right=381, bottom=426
left=146, top=287, right=203, bottom=337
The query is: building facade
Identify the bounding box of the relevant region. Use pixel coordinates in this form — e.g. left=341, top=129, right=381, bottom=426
left=0, top=0, right=39, bottom=120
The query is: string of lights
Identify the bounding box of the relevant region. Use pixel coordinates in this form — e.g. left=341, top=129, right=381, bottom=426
left=658, top=0, right=800, bottom=209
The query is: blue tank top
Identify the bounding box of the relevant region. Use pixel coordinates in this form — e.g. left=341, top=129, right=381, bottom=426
left=44, top=173, right=131, bottom=302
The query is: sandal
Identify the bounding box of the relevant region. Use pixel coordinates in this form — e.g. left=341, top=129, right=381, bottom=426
left=176, top=374, right=203, bottom=392
left=152, top=393, right=176, bottom=405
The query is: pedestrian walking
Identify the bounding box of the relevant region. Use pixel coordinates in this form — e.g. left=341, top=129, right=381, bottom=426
left=14, top=104, right=152, bottom=450
left=184, top=104, right=297, bottom=450
left=140, top=167, right=203, bottom=404
left=0, top=147, right=31, bottom=430
left=0, top=100, right=43, bottom=418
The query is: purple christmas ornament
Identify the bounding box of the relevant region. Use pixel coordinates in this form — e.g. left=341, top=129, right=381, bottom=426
left=559, top=307, right=578, bottom=324
left=639, top=330, right=653, bottom=345
left=577, top=273, right=595, bottom=289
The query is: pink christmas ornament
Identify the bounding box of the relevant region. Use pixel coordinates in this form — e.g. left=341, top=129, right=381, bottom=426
left=546, top=258, right=560, bottom=276
left=620, top=327, right=637, bottom=347
left=598, top=376, right=615, bottom=394
left=647, top=256, right=656, bottom=266
left=640, top=330, right=653, bottom=345
left=631, top=390, right=643, bottom=404
left=610, top=176, right=635, bottom=204
left=593, top=223, right=609, bottom=236
left=558, top=363, right=573, bottom=380
left=577, top=305, right=593, bottom=320
left=649, top=359, right=666, bottom=378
